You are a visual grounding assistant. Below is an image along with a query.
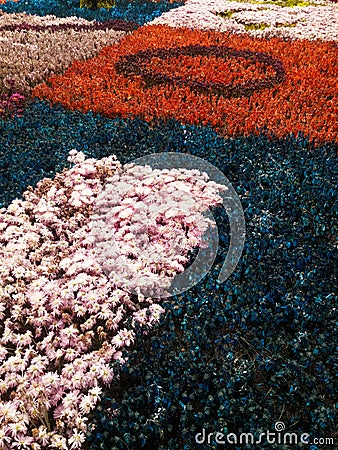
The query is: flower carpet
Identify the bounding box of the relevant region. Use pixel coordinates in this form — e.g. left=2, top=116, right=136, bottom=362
left=0, top=0, right=337, bottom=449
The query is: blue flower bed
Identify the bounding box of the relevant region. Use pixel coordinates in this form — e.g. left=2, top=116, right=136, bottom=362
left=0, top=0, right=183, bottom=25
left=1, top=100, right=336, bottom=449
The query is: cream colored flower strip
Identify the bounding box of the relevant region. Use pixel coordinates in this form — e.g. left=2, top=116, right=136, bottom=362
left=149, top=0, right=338, bottom=40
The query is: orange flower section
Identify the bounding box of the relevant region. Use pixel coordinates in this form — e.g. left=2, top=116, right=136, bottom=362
left=32, top=25, right=338, bottom=145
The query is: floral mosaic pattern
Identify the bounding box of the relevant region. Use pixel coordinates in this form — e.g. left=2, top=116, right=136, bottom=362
left=0, top=0, right=337, bottom=448
left=33, top=25, right=337, bottom=145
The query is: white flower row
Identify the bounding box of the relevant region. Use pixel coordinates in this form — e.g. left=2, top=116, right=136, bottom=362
left=0, top=10, right=91, bottom=27
left=149, top=0, right=338, bottom=40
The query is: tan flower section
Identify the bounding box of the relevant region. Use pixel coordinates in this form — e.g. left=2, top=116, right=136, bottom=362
left=0, top=12, right=129, bottom=94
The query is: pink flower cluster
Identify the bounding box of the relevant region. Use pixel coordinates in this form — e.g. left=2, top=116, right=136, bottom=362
left=92, top=162, right=226, bottom=298
left=0, top=150, right=224, bottom=449
left=0, top=90, right=25, bottom=119
left=0, top=79, right=25, bottom=119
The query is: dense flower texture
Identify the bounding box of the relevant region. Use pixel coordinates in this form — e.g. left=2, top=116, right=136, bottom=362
left=0, top=150, right=224, bottom=448
left=92, top=162, right=226, bottom=298
left=150, top=0, right=338, bottom=41
left=0, top=0, right=184, bottom=24
left=33, top=25, right=338, bottom=145
left=0, top=12, right=130, bottom=94
left=0, top=78, right=25, bottom=119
